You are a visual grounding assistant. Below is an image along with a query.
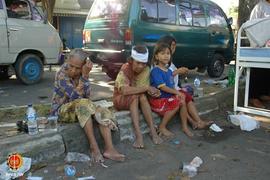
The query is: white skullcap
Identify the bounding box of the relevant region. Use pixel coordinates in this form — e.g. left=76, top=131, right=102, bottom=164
left=131, top=46, right=149, bottom=63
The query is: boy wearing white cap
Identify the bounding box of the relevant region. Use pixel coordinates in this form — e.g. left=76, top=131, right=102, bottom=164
left=113, top=45, right=163, bottom=148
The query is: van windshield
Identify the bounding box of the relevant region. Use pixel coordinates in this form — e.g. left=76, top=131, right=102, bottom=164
left=88, top=0, right=129, bottom=20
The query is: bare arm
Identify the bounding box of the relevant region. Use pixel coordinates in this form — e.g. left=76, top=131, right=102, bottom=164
left=120, top=86, right=148, bottom=95
left=159, top=85, right=185, bottom=100
left=159, top=85, right=180, bottom=96
left=173, top=67, right=189, bottom=76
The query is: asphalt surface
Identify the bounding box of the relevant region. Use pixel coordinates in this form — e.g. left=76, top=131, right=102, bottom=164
left=27, top=109, right=270, bottom=180
left=0, top=64, right=114, bottom=108
left=0, top=64, right=230, bottom=108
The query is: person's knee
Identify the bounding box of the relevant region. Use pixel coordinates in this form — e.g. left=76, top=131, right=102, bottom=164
left=181, top=100, right=186, bottom=106
left=82, top=118, right=93, bottom=129
left=139, top=94, right=148, bottom=102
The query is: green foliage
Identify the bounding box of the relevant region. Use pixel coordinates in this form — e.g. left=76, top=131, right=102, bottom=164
left=229, top=6, right=238, bottom=18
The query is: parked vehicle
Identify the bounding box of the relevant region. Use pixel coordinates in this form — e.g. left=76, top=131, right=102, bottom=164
left=0, top=0, right=62, bottom=84
left=83, top=0, right=234, bottom=79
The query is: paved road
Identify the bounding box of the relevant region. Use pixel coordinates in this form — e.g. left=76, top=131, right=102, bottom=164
left=0, top=64, right=114, bottom=108
left=0, top=64, right=230, bottom=108
left=29, top=110, right=270, bottom=180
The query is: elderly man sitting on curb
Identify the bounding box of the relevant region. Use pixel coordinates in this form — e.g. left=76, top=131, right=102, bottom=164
left=113, top=45, right=163, bottom=148
left=51, top=49, right=125, bottom=163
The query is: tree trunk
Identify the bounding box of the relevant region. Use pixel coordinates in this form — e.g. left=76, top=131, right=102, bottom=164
left=238, top=0, right=260, bottom=28
left=41, top=0, right=56, bottom=23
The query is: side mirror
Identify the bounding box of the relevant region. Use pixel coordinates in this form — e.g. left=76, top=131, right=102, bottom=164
left=228, top=17, right=233, bottom=26
left=43, top=9, right=48, bottom=24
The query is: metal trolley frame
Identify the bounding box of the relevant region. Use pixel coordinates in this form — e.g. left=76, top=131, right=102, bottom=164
left=234, top=24, right=270, bottom=117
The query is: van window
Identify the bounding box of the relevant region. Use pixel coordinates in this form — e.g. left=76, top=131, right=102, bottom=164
left=158, top=0, right=176, bottom=24
left=191, top=3, right=206, bottom=27
left=178, top=2, right=192, bottom=26
left=88, top=0, right=129, bottom=20
left=0, top=1, right=3, bottom=9
left=141, top=0, right=158, bottom=22
left=6, top=0, right=31, bottom=19
left=206, top=7, right=227, bottom=28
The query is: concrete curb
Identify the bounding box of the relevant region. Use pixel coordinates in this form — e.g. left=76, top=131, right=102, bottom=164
left=0, top=87, right=234, bottom=164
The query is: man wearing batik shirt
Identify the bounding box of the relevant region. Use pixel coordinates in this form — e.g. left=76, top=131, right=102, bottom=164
left=51, top=49, right=125, bottom=163
left=113, top=45, right=163, bottom=149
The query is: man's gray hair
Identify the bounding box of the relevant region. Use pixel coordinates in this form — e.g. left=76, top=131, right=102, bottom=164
left=68, top=48, right=88, bottom=62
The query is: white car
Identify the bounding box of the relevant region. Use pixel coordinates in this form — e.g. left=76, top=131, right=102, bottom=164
left=0, top=0, right=62, bottom=84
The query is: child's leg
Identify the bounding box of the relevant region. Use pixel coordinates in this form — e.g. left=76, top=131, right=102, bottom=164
left=187, top=113, right=198, bottom=129
left=129, top=96, right=144, bottom=148
left=187, top=101, right=213, bottom=129
left=159, top=107, right=179, bottom=137
left=179, top=102, right=193, bottom=137
left=139, top=94, right=163, bottom=144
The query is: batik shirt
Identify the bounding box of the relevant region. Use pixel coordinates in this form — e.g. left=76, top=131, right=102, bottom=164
left=51, top=63, right=91, bottom=115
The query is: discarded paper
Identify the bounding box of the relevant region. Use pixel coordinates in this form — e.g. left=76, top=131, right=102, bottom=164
left=0, top=157, right=31, bottom=180
left=209, top=123, right=223, bottom=132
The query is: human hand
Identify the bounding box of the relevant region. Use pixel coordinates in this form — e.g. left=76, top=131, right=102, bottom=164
left=177, top=67, right=189, bottom=75
left=147, top=86, right=161, bottom=97
left=82, top=59, right=93, bottom=78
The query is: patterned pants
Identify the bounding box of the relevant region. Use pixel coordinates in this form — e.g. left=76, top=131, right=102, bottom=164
left=58, top=98, right=117, bottom=129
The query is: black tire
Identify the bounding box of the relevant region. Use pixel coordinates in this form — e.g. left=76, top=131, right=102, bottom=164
left=0, top=66, right=11, bottom=80
left=207, top=53, right=225, bottom=78
left=106, top=71, right=118, bottom=80
left=15, top=54, right=44, bottom=85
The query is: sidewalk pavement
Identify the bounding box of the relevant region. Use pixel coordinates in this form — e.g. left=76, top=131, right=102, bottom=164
left=0, top=87, right=235, bottom=164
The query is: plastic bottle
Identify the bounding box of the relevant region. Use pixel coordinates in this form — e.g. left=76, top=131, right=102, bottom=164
left=64, top=165, right=76, bottom=177
left=228, top=66, right=235, bottom=86
left=194, top=77, right=201, bottom=96
left=194, top=77, right=200, bottom=89
left=26, top=104, right=38, bottom=135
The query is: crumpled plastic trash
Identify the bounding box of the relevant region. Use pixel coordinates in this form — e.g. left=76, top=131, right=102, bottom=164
left=27, top=177, right=43, bottom=180
left=0, top=157, right=31, bottom=180
left=229, top=115, right=260, bottom=131
left=203, top=79, right=218, bottom=85
left=64, top=165, right=76, bottom=177
left=64, top=152, right=91, bottom=163
left=77, top=176, right=96, bottom=180
left=209, top=123, right=223, bottom=132
left=182, top=156, right=203, bottom=178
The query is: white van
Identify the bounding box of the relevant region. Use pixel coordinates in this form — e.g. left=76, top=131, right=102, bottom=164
left=0, top=0, right=62, bottom=84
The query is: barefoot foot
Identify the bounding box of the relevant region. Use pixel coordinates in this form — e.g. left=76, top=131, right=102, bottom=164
left=133, top=135, right=144, bottom=149
left=91, top=150, right=104, bottom=163
left=182, top=128, right=193, bottom=137
left=158, top=128, right=174, bottom=138
left=197, top=120, right=214, bottom=129
left=150, top=132, right=163, bottom=145
left=103, top=149, right=125, bottom=162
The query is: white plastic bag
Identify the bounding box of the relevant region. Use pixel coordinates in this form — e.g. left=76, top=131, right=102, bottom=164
left=182, top=156, right=203, bottom=178
left=229, top=115, right=260, bottom=131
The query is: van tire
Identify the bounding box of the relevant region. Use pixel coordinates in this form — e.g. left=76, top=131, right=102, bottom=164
left=106, top=71, right=118, bottom=80
left=15, top=54, right=44, bottom=85
left=207, top=54, right=225, bottom=78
